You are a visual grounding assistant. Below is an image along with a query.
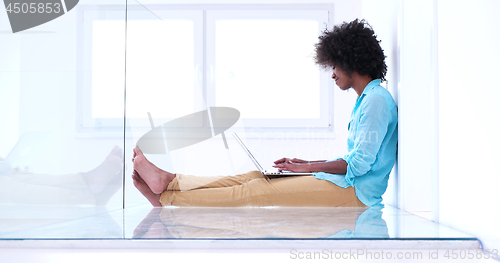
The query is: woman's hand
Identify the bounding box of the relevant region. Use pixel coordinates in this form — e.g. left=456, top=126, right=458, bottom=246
left=273, top=158, right=311, bottom=173
left=273, top=157, right=308, bottom=165
left=273, top=161, right=311, bottom=173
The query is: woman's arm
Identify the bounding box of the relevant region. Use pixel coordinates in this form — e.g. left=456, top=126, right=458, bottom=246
left=273, top=159, right=347, bottom=174
left=273, top=158, right=326, bottom=165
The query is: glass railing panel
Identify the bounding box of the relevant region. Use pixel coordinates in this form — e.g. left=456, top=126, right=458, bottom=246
left=0, top=0, right=127, bottom=238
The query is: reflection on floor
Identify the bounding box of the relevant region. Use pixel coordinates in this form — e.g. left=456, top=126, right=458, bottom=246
left=0, top=204, right=479, bottom=250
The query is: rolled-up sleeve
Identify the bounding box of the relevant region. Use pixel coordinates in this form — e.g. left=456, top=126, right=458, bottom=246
left=343, top=95, right=390, bottom=185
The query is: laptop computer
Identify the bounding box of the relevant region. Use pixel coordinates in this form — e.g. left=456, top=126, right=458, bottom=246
left=232, top=132, right=313, bottom=179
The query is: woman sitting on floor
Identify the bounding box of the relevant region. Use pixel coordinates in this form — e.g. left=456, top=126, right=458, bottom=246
left=132, top=18, right=398, bottom=208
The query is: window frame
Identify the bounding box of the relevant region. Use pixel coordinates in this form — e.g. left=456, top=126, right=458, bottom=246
left=76, top=4, right=335, bottom=135
left=206, top=8, right=332, bottom=128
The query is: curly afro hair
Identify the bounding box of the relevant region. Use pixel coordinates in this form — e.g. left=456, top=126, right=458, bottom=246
left=315, top=19, right=387, bottom=82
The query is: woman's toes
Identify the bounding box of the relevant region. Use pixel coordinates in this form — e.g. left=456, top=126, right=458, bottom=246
left=134, top=145, right=143, bottom=156
left=133, top=154, right=146, bottom=168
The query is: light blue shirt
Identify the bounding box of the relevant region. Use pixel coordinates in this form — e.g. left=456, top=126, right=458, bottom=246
left=314, top=79, right=398, bottom=207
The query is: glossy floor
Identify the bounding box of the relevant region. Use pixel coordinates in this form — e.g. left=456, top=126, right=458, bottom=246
left=0, top=204, right=476, bottom=240
left=4, top=204, right=499, bottom=263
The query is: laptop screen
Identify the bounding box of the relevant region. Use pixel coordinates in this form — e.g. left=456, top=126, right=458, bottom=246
left=232, top=132, right=265, bottom=172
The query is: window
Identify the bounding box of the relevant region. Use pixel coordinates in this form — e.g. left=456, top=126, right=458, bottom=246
left=78, top=4, right=333, bottom=133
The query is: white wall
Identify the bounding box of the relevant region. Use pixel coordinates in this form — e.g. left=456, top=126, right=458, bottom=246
left=437, top=0, right=500, bottom=251
left=394, top=0, right=500, bottom=250
left=397, top=0, right=436, bottom=215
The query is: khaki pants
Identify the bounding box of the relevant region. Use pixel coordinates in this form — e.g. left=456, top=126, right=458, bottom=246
left=159, top=170, right=366, bottom=207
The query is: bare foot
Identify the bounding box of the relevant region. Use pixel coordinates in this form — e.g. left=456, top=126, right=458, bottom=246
left=133, top=146, right=175, bottom=195
left=83, top=145, right=123, bottom=193
left=132, top=170, right=162, bottom=207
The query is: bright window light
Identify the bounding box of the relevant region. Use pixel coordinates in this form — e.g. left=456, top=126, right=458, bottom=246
left=215, top=20, right=320, bottom=119
left=91, top=20, right=125, bottom=119
left=92, top=20, right=195, bottom=119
